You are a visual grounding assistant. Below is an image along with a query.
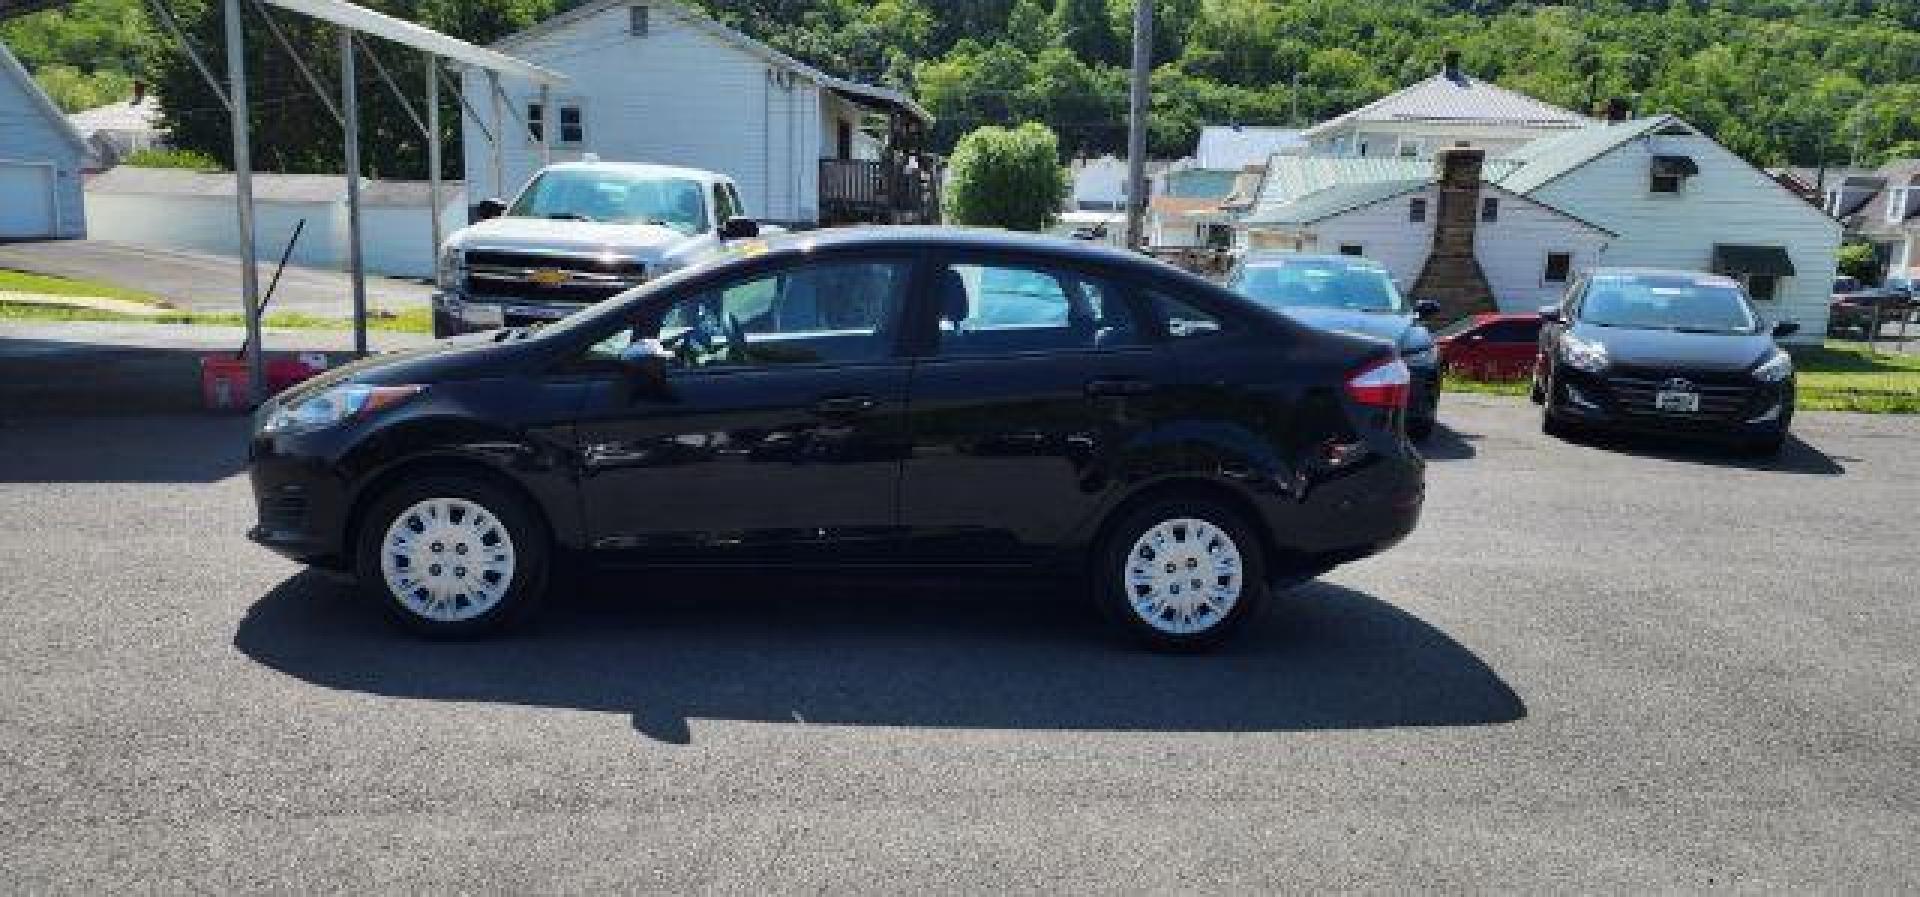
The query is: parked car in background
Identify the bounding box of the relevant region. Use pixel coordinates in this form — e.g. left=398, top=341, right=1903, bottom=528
left=1534, top=269, right=1799, bottom=455
left=1884, top=276, right=1916, bottom=299
left=1225, top=253, right=1442, bottom=441
left=1829, top=277, right=1917, bottom=337
left=250, top=229, right=1426, bottom=650
left=433, top=160, right=766, bottom=337
left=1434, top=313, right=1543, bottom=381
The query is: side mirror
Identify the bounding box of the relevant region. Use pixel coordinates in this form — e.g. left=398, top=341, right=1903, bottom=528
left=1539, top=305, right=1562, bottom=323
left=1772, top=320, right=1800, bottom=338
left=470, top=198, right=507, bottom=223
left=1414, top=299, right=1441, bottom=319
left=719, top=216, right=760, bottom=241
left=617, top=337, right=673, bottom=396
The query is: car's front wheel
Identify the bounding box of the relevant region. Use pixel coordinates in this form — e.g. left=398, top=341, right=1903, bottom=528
left=354, top=475, right=549, bottom=637
left=1093, top=497, right=1268, bottom=651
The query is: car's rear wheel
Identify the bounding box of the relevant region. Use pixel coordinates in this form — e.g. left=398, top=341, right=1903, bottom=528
left=1093, top=497, right=1267, bottom=651
left=354, top=475, right=549, bottom=637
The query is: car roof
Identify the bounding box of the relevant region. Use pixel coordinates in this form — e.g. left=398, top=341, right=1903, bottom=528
left=538, top=160, right=731, bottom=184
left=1582, top=266, right=1728, bottom=279
left=753, top=225, right=1179, bottom=271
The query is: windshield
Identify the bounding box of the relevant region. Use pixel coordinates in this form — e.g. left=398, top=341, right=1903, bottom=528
left=1576, top=274, right=1759, bottom=334
left=507, top=169, right=709, bottom=233
left=1228, top=259, right=1406, bottom=313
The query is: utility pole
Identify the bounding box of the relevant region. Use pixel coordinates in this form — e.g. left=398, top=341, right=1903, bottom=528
left=1123, top=0, right=1154, bottom=251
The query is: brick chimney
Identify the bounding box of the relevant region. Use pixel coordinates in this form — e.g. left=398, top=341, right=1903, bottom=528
left=1409, top=148, right=1497, bottom=321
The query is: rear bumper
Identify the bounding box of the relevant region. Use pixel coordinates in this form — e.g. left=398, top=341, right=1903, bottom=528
left=1255, top=450, right=1425, bottom=572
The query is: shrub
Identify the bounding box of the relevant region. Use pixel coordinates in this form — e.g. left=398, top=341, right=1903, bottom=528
left=942, top=123, right=1069, bottom=232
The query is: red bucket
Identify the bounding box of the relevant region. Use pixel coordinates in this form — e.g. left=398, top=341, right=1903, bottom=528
left=200, top=353, right=330, bottom=410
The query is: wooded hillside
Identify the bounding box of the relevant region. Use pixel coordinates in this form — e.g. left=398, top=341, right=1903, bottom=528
left=5, top=0, right=1916, bottom=176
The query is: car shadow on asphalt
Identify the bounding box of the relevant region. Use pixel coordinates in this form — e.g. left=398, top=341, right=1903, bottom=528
left=1416, top=422, right=1479, bottom=461
left=1558, top=429, right=1846, bottom=475
left=234, top=570, right=1528, bottom=744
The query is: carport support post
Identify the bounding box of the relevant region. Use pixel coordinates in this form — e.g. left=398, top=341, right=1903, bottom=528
left=426, top=52, right=442, bottom=261
left=539, top=82, right=551, bottom=165
left=224, top=0, right=265, bottom=403
left=487, top=70, right=505, bottom=198
left=341, top=27, right=368, bottom=356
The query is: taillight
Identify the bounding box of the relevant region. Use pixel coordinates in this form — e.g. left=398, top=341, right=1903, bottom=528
left=1346, top=357, right=1411, bottom=409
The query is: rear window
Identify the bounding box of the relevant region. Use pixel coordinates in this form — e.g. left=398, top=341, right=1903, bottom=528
left=1228, top=259, right=1405, bottom=314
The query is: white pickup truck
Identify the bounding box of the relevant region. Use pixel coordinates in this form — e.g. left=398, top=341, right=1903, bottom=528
left=432, top=160, right=763, bottom=337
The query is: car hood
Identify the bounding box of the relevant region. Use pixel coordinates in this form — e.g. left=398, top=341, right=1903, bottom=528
left=1572, top=323, right=1774, bottom=373
left=450, top=216, right=697, bottom=259
left=1280, top=308, right=1422, bottom=347
left=278, top=332, right=520, bottom=403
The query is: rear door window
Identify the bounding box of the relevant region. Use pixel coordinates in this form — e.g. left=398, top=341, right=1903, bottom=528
left=930, top=261, right=1142, bottom=356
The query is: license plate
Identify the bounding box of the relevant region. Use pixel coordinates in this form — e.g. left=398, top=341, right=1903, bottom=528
left=463, top=302, right=505, bottom=328
left=1654, top=390, right=1700, bottom=413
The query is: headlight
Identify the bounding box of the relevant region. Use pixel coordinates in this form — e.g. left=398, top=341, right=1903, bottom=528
left=436, top=246, right=464, bottom=290
left=1753, top=349, right=1793, bottom=382
left=1401, top=344, right=1438, bottom=366
left=1559, top=334, right=1609, bottom=373
left=260, top=383, right=424, bottom=436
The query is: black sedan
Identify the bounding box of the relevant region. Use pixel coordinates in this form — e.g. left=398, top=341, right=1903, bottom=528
left=1533, top=268, right=1799, bottom=454
left=249, top=228, right=1424, bottom=650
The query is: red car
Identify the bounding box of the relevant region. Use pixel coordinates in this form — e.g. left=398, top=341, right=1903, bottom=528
left=1435, top=313, right=1543, bottom=380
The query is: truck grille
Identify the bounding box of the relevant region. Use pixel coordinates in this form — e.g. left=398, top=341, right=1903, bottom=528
left=464, top=250, right=646, bottom=305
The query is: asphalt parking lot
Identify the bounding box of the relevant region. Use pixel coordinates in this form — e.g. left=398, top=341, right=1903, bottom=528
left=2, top=396, right=1916, bottom=890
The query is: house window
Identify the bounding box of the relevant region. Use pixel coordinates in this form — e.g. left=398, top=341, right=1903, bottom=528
left=1888, top=188, right=1913, bottom=224
left=1205, top=223, right=1233, bottom=249
left=1409, top=198, right=1427, bottom=223
left=526, top=102, right=585, bottom=146
left=1649, top=155, right=1696, bottom=195
left=1481, top=197, right=1499, bottom=222
left=1356, top=139, right=1372, bottom=158
left=1650, top=172, right=1684, bottom=194
left=1743, top=274, right=1780, bottom=302
left=1543, top=252, right=1573, bottom=285
left=1339, top=243, right=1365, bottom=257
left=1397, top=138, right=1424, bottom=158
left=629, top=5, right=649, bottom=35
left=836, top=120, right=853, bottom=160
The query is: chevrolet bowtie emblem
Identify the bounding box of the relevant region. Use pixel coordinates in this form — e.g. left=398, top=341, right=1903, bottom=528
left=528, top=268, right=569, bottom=287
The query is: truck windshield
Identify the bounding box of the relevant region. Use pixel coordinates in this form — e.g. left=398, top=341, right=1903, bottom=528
left=1577, top=274, right=1759, bottom=334
left=1228, top=259, right=1406, bottom=313
left=508, top=169, right=709, bottom=233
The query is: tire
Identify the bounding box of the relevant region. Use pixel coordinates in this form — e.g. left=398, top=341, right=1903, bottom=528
left=354, top=475, right=550, bottom=638
left=1091, top=496, right=1268, bottom=652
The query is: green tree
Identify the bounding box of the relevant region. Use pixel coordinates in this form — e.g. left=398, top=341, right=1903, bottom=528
left=943, top=122, right=1069, bottom=230
left=1836, top=243, right=1879, bottom=283
left=1053, top=0, right=1122, bottom=67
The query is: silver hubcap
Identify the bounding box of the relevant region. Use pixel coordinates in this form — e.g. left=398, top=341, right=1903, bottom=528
left=379, top=497, right=516, bottom=622
left=1125, top=517, right=1242, bottom=635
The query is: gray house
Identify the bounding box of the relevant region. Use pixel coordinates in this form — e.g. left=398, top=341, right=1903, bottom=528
left=0, top=40, right=86, bottom=239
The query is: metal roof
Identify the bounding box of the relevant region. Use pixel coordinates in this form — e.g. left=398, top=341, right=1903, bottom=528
left=1194, top=126, right=1304, bottom=170
left=1492, top=116, right=1673, bottom=195
left=1242, top=179, right=1430, bottom=227
left=265, top=0, right=566, bottom=84
left=1301, top=72, right=1586, bottom=139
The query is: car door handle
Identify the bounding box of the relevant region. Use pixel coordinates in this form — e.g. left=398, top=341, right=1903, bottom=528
left=1085, top=378, right=1155, bottom=397
left=814, top=394, right=877, bottom=415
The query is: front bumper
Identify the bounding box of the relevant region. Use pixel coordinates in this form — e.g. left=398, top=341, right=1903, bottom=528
left=433, top=291, right=588, bottom=337
left=248, top=434, right=355, bottom=567
left=1551, top=366, right=1792, bottom=439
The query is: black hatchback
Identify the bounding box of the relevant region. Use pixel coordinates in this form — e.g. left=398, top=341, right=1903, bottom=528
left=1534, top=268, right=1800, bottom=454
left=249, top=228, right=1424, bottom=649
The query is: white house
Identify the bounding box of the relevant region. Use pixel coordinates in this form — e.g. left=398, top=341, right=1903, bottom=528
left=0, top=41, right=87, bottom=239
left=1243, top=151, right=1613, bottom=311
left=1496, top=115, right=1841, bottom=338
left=1243, top=115, right=1841, bottom=340
left=1300, top=53, right=1588, bottom=160
left=462, top=0, right=935, bottom=227
left=84, top=167, right=466, bottom=278
left=1825, top=159, right=1920, bottom=280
